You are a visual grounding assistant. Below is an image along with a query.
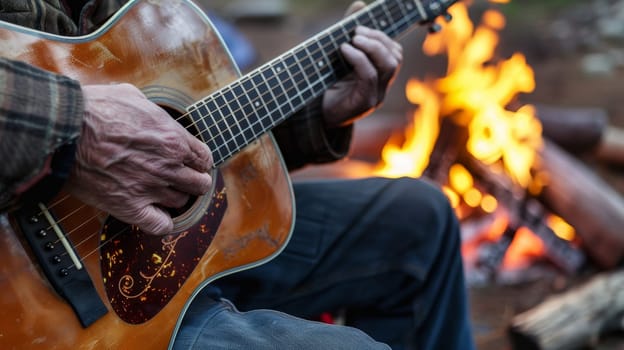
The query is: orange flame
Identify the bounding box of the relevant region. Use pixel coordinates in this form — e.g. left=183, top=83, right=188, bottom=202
left=503, top=227, right=546, bottom=269
left=373, top=80, right=440, bottom=177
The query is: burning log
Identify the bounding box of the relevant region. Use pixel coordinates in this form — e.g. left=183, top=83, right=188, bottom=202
left=464, top=137, right=624, bottom=270
left=425, top=116, right=624, bottom=270
left=508, top=269, right=624, bottom=350
left=460, top=146, right=585, bottom=275
left=538, top=139, right=624, bottom=268
left=423, top=116, right=467, bottom=184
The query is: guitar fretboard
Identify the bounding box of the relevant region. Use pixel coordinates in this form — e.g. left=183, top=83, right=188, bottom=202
left=187, top=0, right=451, bottom=166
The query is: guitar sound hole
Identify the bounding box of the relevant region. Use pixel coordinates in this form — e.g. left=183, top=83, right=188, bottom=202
left=165, top=196, right=197, bottom=217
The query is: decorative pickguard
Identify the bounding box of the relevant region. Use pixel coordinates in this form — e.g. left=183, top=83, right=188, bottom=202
left=100, top=172, right=227, bottom=324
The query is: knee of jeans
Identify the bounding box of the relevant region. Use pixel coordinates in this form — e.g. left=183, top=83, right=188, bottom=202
left=387, top=177, right=460, bottom=246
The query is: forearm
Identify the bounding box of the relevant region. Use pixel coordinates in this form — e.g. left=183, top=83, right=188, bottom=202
left=0, top=58, right=84, bottom=211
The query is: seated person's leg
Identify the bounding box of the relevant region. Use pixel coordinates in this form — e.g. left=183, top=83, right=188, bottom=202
left=173, top=286, right=390, bottom=349
left=215, top=177, right=475, bottom=350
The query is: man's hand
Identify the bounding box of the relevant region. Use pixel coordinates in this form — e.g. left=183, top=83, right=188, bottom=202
left=66, top=84, right=213, bottom=236
left=322, top=1, right=403, bottom=128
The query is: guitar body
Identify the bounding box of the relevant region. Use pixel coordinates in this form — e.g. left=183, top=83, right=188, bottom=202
left=0, top=1, right=294, bottom=349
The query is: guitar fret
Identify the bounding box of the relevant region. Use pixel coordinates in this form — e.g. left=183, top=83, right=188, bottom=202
left=381, top=1, right=397, bottom=37
left=222, top=89, right=242, bottom=155
left=204, top=105, right=223, bottom=151
left=214, top=93, right=237, bottom=159
left=316, top=35, right=342, bottom=81
left=272, top=60, right=294, bottom=112
left=225, top=86, right=246, bottom=154
left=260, top=67, right=281, bottom=123
left=305, top=45, right=328, bottom=95
left=370, top=3, right=385, bottom=31
left=293, top=48, right=315, bottom=94
left=394, top=0, right=419, bottom=37
left=395, top=0, right=409, bottom=20
left=365, top=7, right=378, bottom=30
left=251, top=74, right=270, bottom=121
left=339, top=22, right=351, bottom=41
left=413, top=0, right=428, bottom=20
left=307, top=40, right=330, bottom=90
left=252, top=74, right=275, bottom=132
left=327, top=29, right=349, bottom=74
left=189, top=107, right=209, bottom=144
left=381, top=2, right=392, bottom=27
left=342, top=19, right=357, bottom=34
left=190, top=105, right=207, bottom=141
left=281, top=55, right=303, bottom=109
left=391, top=1, right=411, bottom=36
left=314, top=40, right=335, bottom=85
left=356, top=11, right=370, bottom=28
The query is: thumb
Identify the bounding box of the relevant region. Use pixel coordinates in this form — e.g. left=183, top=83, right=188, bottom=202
left=131, top=206, right=175, bottom=236
left=345, top=1, right=366, bottom=17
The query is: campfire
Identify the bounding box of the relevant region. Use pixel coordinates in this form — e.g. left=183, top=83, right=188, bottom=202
left=369, top=1, right=578, bottom=281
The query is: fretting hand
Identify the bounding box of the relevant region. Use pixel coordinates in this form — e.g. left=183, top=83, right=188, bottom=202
left=322, top=1, right=403, bottom=128
left=65, top=84, right=213, bottom=236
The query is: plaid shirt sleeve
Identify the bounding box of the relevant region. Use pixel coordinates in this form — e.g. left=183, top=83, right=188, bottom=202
left=0, top=58, right=84, bottom=210
left=0, top=0, right=125, bottom=211
left=272, top=97, right=353, bottom=171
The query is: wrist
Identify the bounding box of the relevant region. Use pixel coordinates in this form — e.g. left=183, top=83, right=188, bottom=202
left=21, top=140, right=78, bottom=205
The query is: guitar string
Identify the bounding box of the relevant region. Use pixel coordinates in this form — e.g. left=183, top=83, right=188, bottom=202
left=39, top=0, right=416, bottom=226
left=40, top=0, right=427, bottom=268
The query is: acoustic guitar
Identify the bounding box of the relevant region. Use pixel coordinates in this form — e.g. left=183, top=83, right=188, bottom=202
left=0, top=0, right=455, bottom=348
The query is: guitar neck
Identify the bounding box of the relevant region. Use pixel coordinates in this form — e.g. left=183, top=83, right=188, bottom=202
left=188, top=0, right=453, bottom=166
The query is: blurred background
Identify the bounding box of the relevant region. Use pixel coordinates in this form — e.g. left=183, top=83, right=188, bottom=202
left=193, top=0, right=624, bottom=349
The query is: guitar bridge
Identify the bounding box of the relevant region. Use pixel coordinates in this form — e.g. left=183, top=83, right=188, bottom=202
left=12, top=202, right=108, bottom=328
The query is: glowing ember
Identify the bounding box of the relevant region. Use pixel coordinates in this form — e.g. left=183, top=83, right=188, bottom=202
left=547, top=215, right=576, bottom=242
left=503, top=227, right=546, bottom=269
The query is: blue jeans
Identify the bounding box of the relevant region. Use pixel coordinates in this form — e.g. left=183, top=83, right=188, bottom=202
left=173, top=177, right=475, bottom=349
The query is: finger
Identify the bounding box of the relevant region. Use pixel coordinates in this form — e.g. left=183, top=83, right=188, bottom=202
left=181, top=132, right=214, bottom=172
left=340, top=43, right=379, bottom=108
left=153, top=187, right=190, bottom=209
left=345, top=1, right=366, bottom=16
left=130, top=205, right=174, bottom=236
left=356, top=26, right=403, bottom=59
left=352, top=28, right=402, bottom=81
left=166, top=166, right=213, bottom=196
